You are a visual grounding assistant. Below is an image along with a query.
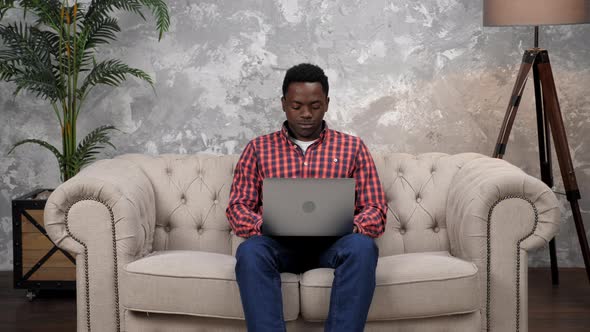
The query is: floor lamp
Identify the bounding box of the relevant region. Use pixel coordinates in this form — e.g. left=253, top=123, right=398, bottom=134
left=483, top=0, right=590, bottom=285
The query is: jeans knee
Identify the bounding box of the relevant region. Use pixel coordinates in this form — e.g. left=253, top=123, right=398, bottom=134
left=342, top=234, right=379, bottom=262
left=235, top=236, right=277, bottom=270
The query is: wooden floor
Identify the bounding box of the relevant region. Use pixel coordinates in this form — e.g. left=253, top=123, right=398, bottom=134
left=1, top=268, right=589, bottom=331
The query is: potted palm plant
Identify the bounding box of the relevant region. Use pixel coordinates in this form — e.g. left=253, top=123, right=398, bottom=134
left=0, top=0, right=169, bottom=298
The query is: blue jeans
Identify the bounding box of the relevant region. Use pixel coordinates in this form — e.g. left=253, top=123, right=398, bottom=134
left=235, top=234, right=379, bottom=332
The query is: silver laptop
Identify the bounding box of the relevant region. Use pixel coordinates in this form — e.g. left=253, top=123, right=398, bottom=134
left=261, top=178, right=355, bottom=236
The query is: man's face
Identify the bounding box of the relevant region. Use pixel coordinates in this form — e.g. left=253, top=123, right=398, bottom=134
left=281, top=82, right=329, bottom=141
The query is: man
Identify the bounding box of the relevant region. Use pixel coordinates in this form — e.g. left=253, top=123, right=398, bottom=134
left=226, top=63, right=387, bottom=332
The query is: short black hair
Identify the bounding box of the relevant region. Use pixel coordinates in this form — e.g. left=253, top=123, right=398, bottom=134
left=282, top=63, right=329, bottom=97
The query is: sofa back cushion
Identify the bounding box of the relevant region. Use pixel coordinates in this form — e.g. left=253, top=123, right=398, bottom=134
left=118, top=152, right=484, bottom=256
left=118, top=154, right=239, bottom=255
left=372, top=153, right=484, bottom=256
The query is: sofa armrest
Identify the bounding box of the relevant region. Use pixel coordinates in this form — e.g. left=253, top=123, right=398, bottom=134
left=446, top=156, right=560, bottom=332
left=44, top=157, right=156, bottom=332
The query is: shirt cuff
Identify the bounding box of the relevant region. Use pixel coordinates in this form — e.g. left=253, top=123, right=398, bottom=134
left=251, top=215, right=263, bottom=237
left=353, top=219, right=366, bottom=235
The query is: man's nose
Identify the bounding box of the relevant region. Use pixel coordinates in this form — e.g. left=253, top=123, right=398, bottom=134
left=301, top=107, right=312, bottom=118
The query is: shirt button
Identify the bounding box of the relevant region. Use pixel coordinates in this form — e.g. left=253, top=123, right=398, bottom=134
left=303, top=162, right=308, bottom=166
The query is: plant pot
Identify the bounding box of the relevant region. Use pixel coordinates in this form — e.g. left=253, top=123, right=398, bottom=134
left=12, top=188, right=76, bottom=300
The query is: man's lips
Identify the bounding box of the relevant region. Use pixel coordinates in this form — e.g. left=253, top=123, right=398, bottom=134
left=298, top=123, right=315, bottom=129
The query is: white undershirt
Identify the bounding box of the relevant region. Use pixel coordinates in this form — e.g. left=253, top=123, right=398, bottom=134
left=290, top=137, right=317, bottom=155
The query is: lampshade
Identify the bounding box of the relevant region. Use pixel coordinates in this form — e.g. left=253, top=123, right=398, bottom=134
left=484, top=0, right=590, bottom=26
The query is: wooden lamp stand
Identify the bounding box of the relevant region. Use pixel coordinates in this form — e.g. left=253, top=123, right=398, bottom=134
left=492, top=27, right=590, bottom=284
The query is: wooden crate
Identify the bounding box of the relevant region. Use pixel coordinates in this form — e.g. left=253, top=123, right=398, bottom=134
left=12, top=189, right=76, bottom=298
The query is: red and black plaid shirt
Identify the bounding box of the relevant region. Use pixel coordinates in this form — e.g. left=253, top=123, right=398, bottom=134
left=226, top=121, right=387, bottom=238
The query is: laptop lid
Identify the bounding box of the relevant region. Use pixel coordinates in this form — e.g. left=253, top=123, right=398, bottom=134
left=261, top=178, right=355, bottom=236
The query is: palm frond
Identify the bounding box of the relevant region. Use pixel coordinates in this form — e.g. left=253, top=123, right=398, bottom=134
left=29, top=27, right=56, bottom=64
left=0, top=23, right=50, bottom=67
left=84, top=0, right=168, bottom=39
left=18, top=0, right=62, bottom=29
left=0, top=0, right=15, bottom=20
left=13, top=70, right=61, bottom=99
left=37, top=29, right=60, bottom=55
left=80, top=16, right=120, bottom=49
left=0, top=22, right=63, bottom=100
left=7, top=138, right=65, bottom=173
left=138, top=0, right=169, bottom=40
left=71, top=125, right=118, bottom=172
left=79, top=58, right=152, bottom=97
left=0, top=60, right=21, bottom=80
left=0, top=22, right=31, bottom=64
left=85, top=0, right=145, bottom=23
left=0, top=0, right=15, bottom=9
left=75, top=16, right=120, bottom=71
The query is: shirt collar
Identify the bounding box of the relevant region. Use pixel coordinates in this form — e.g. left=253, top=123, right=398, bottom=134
left=280, top=120, right=329, bottom=145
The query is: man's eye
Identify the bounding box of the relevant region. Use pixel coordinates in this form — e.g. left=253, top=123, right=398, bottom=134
left=292, top=106, right=300, bottom=110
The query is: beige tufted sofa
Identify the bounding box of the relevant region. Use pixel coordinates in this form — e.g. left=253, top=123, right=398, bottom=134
left=44, top=152, right=561, bottom=332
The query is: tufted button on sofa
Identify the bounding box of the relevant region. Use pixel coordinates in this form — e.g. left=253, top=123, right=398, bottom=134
left=44, top=152, right=560, bottom=332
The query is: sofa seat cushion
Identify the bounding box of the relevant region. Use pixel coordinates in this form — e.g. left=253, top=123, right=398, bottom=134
left=120, top=250, right=300, bottom=321
left=300, top=251, right=479, bottom=321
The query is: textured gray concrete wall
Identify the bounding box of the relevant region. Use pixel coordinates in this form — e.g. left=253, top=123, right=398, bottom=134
left=1, top=0, right=590, bottom=270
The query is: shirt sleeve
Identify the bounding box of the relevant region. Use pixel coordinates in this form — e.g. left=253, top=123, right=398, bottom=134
left=352, top=139, right=388, bottom=238
left=226, top=141, right=263, bottom=238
